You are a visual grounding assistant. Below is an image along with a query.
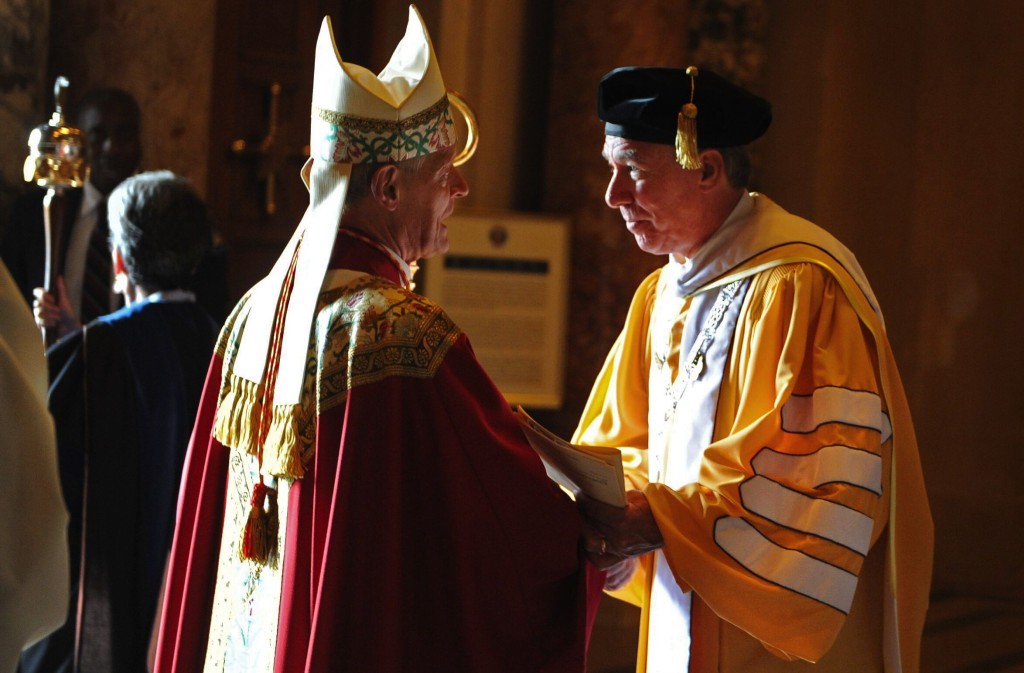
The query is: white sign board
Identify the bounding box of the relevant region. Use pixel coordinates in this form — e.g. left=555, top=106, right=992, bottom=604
left=422, top=210, right=570, bottom=408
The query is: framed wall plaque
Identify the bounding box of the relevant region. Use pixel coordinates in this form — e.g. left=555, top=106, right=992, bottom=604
left=422, top=210, right=570, bottom=408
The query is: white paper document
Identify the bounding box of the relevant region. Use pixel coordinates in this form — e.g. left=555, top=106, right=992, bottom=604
left=513, top=406, right=626, bottom=507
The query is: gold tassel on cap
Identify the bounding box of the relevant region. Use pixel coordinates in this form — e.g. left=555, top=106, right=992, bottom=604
left=675, top=66, right=702, bottom=170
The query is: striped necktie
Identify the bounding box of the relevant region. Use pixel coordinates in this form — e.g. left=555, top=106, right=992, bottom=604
left=81, top=197, right=111, bottom=322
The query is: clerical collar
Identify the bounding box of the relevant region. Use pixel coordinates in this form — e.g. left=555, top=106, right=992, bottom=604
left=333, top=228, right=413, bottom=289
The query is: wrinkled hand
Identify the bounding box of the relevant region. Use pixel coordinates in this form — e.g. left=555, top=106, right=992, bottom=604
left=579, top=490, right=662, bottom=569
left=33, top=277, right=80, bottom=339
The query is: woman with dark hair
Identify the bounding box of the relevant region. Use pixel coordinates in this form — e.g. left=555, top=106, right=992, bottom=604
left=21, top=171, right=220, bottom=673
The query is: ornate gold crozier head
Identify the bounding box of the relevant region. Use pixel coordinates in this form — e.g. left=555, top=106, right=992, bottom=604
left=24, top=76, right=88, bottom=189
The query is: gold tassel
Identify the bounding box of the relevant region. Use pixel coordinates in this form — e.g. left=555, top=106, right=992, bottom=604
left=263, top=408, right=305, bottom=479
left=675, top=66, right=702, bottom=170
left=235, top=243, right=297, bottom=568
left=213, top=376, right=262, bottom=456
left=264, top=487, right=279, bottom=565
left=238, top=481, right=279, bottom=566
left=675, top=103, right=701, bottom=169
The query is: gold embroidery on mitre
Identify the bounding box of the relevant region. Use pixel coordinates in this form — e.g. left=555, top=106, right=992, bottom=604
left=312, top=96, right=456, bottom=164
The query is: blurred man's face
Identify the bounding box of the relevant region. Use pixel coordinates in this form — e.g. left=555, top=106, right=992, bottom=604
left=79, top=100, right=142, bottom=195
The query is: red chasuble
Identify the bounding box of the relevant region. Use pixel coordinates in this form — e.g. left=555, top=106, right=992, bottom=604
left=154, top=234, right=602, bottom=673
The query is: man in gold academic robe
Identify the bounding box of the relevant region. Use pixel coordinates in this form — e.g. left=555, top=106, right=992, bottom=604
left=575, top=66, right=933, bottom=673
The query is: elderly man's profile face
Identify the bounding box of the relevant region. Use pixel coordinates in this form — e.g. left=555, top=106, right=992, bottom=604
left=391, top=148, right=469, bottom=262
left=602, top=135, right=712, bottom=258
left=80, top=100, right=142, bottom=195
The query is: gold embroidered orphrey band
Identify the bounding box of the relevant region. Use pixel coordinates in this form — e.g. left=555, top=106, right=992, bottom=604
left=313, top=96, right=450, bottom=135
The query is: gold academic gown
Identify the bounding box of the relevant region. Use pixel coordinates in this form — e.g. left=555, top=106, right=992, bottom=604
left=574, top=193, right=932, bottom=672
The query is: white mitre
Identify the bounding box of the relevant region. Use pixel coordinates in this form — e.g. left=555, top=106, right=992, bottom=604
left=232, top=5, right=455, bottom=408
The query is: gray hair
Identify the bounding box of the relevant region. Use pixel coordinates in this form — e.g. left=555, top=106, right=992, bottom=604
left=716, top=145, right=752, bottom=188
left=342, top=153, right=433, bottom=211
left=107, top=170, right=213, bottom=292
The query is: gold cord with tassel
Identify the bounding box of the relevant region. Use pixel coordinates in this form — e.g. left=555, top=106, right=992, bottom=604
left=675, top=66, right=702, bottom=170
left=237, top=240, right=300, bottom=566
left=239, top=481, right=279, bottom=566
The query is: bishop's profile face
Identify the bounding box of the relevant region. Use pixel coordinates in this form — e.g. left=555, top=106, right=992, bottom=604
left=391, top=148, right=469, bottom=262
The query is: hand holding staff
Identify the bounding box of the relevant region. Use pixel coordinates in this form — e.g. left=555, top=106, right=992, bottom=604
left=24, top=76, right=87, bottom=346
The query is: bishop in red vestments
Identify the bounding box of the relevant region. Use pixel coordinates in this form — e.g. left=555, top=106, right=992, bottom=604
left=153, top=7, right=602, bottom=673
